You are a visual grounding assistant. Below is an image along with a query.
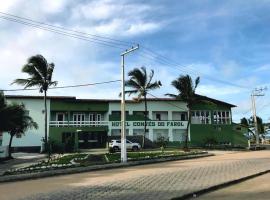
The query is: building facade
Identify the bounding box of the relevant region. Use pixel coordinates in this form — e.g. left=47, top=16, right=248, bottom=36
left=2, top=95, right=248, bottom=151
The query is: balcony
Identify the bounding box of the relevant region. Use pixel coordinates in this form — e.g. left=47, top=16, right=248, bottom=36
left=50, top=121, right=109, bottom=127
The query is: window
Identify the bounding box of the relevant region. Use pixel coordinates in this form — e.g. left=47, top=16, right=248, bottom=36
left=213, top=111, right=231, bottom=124
left=111, top=111, right=121, bottom=115
left=111, top=111, right=129, bottom=115
left=73, top=113, right=85, bottom=125
left=133, top=111, right=148, bottom=116
left=191, top=110, right=211, bottom=124
left=56, top=113, right=65, bottom=121
left=156, top=113, right=161, bottom=121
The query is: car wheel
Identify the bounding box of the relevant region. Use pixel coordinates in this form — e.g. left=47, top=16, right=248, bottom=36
left=132, top=146, right=139, bottom=151
left=113, top=146, right=120, bottom=151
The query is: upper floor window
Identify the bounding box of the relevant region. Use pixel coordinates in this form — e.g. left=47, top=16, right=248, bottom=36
left=89, top=113, right=102, bottom=121
left=133, top=111, right=148, bottom=116
left=213, top=111, right=231, bottom=124
left=191, top=110, right=211, bottom=124
left=73, top=113, right=85, bottom=125
left=111, top=111, right=129, bottom=115
left=172, top=112, right=187, bottom=121
left=56, top=113, right=65, bottom=122
left=152, top=111, right=168, bottom=120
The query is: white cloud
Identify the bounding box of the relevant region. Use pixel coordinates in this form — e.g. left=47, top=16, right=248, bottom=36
left=0, top=0, right=22, bottom=12
left=70, top=0, right=163, bottom=37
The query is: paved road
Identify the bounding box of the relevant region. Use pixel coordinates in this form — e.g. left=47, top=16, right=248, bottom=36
left=0, top=151, right=269, bottom=200
left=195, top=172, right=270, bottom=200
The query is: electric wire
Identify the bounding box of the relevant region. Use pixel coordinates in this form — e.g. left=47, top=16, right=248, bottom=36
left=0, top=11, right=135, bottom=47
left=0, top=15, right=126, bottom=49
left=0, top=80, right=121, bottom=92
left=0, top=11, right=251, bottom=89
left=147, top=92, right=187, bottom=112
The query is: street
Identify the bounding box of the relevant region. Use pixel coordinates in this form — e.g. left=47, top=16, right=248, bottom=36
left=0, top=150, right=269, bottom=200
left=196, top=172, right=270, bottom=200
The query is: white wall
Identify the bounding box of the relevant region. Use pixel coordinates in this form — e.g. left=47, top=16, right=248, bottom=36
left=2, top=98, right=50, bottom=147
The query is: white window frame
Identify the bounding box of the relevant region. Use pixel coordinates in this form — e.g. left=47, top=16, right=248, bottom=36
left=213, top=110, right=231, bottom=125
left=56, top=112, right=65, bottom=121
left=191, top=110, right=211, bottom=124
left=73, top=113, right=85, bottom=125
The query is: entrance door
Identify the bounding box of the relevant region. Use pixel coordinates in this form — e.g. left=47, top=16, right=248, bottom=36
left=78, top=131, right=107, bottom=149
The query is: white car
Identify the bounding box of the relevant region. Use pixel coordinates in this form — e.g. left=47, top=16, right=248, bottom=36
left=109, top=139, right=141, bottom=151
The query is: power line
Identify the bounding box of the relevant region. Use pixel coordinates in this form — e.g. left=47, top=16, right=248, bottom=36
left=0, top=11, right=135, bottom=47
left=147, top=92, right=187, bottom=112
left=140, top=47, right=249, bottom=89
left=0, top=80, right=121, bottom=92
left=0, top=11, right=252, bottom=89
left=0, top=15, right=126, bottom=49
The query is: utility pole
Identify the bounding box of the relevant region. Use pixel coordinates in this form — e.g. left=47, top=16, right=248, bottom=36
left=120, top=45, right=139, bottom=163
left=251, top=87, right=267, bottom=146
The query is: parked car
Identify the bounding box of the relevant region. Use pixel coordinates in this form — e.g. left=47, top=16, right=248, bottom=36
left=109, top=139, right=141, bottom=151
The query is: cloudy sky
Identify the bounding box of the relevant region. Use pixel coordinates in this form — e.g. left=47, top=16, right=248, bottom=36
left=0, top=0, right=269, bottom=122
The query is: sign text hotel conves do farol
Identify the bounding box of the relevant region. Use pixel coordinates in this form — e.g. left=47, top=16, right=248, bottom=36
left=110, top=121, right=187, bottom=128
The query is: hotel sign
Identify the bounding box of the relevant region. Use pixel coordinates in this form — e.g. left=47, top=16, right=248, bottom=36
left=110, top=121, right=187, bottom=129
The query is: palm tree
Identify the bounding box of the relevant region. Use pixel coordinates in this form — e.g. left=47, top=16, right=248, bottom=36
left=12, top=55, right=57, bottom=150
left=166, top=75, right=200, bottom=150
left=125, top=67, right=162, bottom=148
left=6, top=104, right=38, bottom=158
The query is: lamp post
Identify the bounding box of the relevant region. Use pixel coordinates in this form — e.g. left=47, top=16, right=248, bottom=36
left=120, top=45, right=139, bottom=163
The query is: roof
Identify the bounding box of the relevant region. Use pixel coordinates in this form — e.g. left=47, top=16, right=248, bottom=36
left=195, top=94, right=236, bottom=107
left=5, top=94, right=236, bottom=107
left=5, top=95, right=75, bottom=100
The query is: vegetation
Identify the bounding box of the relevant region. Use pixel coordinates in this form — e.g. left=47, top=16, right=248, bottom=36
left=166, top=75, right=200, bottom=150
left=12, top=55, right=57, bottom=151
left=0, top=92, right=38, bottom=158
left=155, top=136, right=169, bottom=152
left=124, top=67, right=162, bottom=148
left=3, top=150, right=205, bottom=175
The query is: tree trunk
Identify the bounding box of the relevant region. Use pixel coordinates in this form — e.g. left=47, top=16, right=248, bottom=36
left=8, top=134, right=14, bottom=158
left=44, top=90, right=48, bottom=152
left=184, top=108, right=191, bottom=151
left=143, top=95, right=148, bottom=149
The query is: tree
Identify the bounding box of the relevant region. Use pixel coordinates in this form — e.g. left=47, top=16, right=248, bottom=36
left=125, top=67, right=162, bottom=148
left=240, top=117, right=249, bottom=127
left=12, top=55, right=57, bottom=150
left=166, top=75, right=200, bottom=150
left=6, top=104, right=38, bottom=158
left=0, top=92, right=38, bottom=158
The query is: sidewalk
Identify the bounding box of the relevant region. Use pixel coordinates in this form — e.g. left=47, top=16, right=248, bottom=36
left=0, top=153, right=46, bottom=175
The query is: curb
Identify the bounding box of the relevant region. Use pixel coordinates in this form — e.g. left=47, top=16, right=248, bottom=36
left=0, top=152, right=213, bottom=183
left=172, top=169, right=270, bottom=200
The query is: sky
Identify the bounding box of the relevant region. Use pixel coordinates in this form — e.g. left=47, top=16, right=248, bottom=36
left=0, top=0, right=269, bottom=123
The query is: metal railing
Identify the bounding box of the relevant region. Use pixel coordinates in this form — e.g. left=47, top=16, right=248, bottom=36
left=50, top=121, right=109, bottom=127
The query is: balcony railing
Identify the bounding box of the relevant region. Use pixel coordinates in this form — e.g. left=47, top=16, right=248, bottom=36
left=50, top=121, right=109, bottom=127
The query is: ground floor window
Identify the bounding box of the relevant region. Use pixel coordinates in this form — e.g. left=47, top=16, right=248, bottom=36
left=78, top=131, right=107, bottom=148
left=111, top=129, right=129, bottom=136
left=172, top=129, right=186, bottom=142
left=153, top=129, right=169, bottom=141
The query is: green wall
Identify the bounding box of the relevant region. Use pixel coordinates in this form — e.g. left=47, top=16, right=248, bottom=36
left=190, top=102, right=247, bottom=147
left=51, top=99, right=108, bottom=112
